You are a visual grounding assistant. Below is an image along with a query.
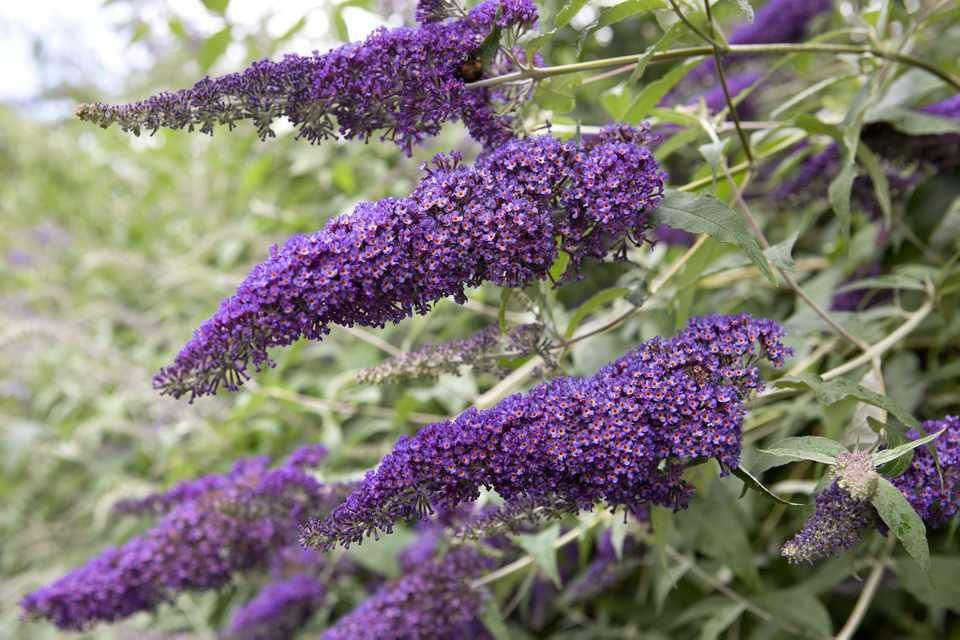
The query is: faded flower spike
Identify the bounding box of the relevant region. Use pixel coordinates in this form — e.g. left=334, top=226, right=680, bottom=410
left=356, top=322, right=545, bottom=384
left=781, top=482, right=876, bottom=565
left=322, top=548, right=489, bottom=640
left=76, top=0, right=537, bottom=154
left=155, top=127, right=665, bottom=400
left=21, top=446, right=350, bottom=631
left=302, top=314, right=789, bottom=550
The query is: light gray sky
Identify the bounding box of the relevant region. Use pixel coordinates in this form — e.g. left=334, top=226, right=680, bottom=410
left=0, top=0, right=392, bottom=105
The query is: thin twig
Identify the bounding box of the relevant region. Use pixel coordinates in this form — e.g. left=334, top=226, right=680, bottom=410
left=721, top=164, right=870, bottom=353
left=701, top=0, right=754, bottom=162
left=663, top=546, right=807, bottom=637
left=667, top=0, right=718, bottom=46
left=834, top=537, right=895, bottom=640
left=466, top=43, right=960, bottom=91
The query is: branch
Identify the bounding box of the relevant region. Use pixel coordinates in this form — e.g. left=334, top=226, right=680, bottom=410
left=467, top=43, right=960, bottom=91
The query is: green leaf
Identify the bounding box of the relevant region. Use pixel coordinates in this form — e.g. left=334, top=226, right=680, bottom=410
left=549, top=249, right=571, bottom=282
left=535, top=78, right=578, bottom=113
left=202, top=0, right=229, bottom=15
left=565, top=287, right=629, bottom=338
left=759, top=436, right=845, bottom=465
left=651, top=189, right=777, bottom=285
left=277, top=16, right=308, bottom=44
left=755, top=589, right=833, bottom=637
left=513, top=524, right=562, bottom=587
left=475, top=24, right=503, bottom=67
left=732, top=0, right=755, bottom=22
left=731, top=465, right=804, bottom=506
left=478, top=598, right=511, bottom=640
left=872, top=426, right=945, bottom=466
left=596, top=0, right=666, bottom=28
left=346, top=527, right=416, bottom=578
left=198, top=27, right=232, bottom=73
left=555, top=0, right=590, bottom=28
left=857, top=143, right=892, bottom=226
left=625, top=59, right=700, bottom=123
left=627, top=21, right=685, bottom=85
left=498, top=289, right=512, bottom=334
left=870, top=107, right=960, bottom=135
left=679, top=484, right=759, bottom=588
left=871, top=477, right=929, bottom=571
left=894, top=555, right=960, bottom=612
left=829, top=162, right=857, bottom=241
left=700, top=602, right=746, bottom=640
left=774, top=374, right=921, bottom=430
left=601, top=83, right=633, bottom=120
left=763, top=232, right=798, bottom=275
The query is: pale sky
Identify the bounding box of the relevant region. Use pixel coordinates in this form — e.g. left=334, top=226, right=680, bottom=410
left=0, top=0, right=393, bottom=107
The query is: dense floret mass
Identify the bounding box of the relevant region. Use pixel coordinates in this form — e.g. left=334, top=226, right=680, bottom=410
left=76, top=0, right=537, bottom=153
left=322, top=549, right=489, bottom=640
left=20, top=447, right=349, bottom=631
left=892, top=415, right=960, bottom=527
left=302, top=314, right=789, bottom=550
left=154, top=128, right=666, bottom=400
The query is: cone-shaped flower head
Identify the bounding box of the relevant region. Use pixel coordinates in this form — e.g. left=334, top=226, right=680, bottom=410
left=302, top=314, right=790, bottom=550
left=226, top=575, right=326, bottom=640
left=154, top=126, right=666, bottom=401
left=76, top=0, right=537, bottom=154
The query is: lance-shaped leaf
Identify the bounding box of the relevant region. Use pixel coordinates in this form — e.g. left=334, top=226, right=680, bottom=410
left=732, top=465, right=805, bottom=506
left=759, top=436, right=845, bottom=465
left=871, top=477, right=930, bottom=572
left=872, top=426, right=946, bottom=467
left=651, top=189, right=776, bottom=285
left=774, top=374, right=921, bottom=430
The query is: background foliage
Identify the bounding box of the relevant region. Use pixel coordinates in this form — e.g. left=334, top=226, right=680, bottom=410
left=2, top=0, right=959, bottom=638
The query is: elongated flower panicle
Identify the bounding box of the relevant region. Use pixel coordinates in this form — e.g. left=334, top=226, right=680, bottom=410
left=226, top=575, right=326, bottom=640
left=76, top=0, right=537, bottom=153
left=155, top=128, right=665, bottom=400
left=781, top=482, right=876, bottom=564
left=322, top=548, right=489, bottom=640
left=21, top=447, right=349, bottom=631
left=892, top=415, right=960, bottom=527
left=302, top=314, right=789, bottom=550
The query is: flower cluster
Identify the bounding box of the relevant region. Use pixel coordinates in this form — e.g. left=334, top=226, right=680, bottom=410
left=76, top=0, right=537, bottom=154
left=155, top=127, right=665, bottom=400
left=21, top=446, right=350, bottom=631
left=892, top=415, right=960, bottom=527
left=357, top=322, right=545, bottom=384
left=783, top=417, right=960, bottom=564
left=781, top=482, right=877, bottom=565
left=226, top=575, right=326, bottom=640
left=321, top=548, right=489, bottom=640
left=302, top=314, right=789, bottom=550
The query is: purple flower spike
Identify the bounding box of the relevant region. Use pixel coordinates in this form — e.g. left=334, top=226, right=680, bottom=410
left=322, top=549, right=489, bottom=640
left=21, top=451, right=352, bottom=631
left=77, top=0, right=537, bottom=154
left=226, top=575, right=326, bottom=640
left=154, top=128, right=666, bottom=401
left=892, top=415, right=960, bottom=527
left=302, top=314, right=790, bottom=550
